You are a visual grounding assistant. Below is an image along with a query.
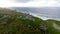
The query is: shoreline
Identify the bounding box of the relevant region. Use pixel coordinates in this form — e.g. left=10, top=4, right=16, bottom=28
left=30, top=13, right=60, bottom=21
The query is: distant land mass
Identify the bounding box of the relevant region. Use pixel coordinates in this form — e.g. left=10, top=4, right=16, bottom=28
left=9, top=7, right=60, bottom=20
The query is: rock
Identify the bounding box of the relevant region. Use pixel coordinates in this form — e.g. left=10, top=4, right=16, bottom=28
left=39, top=24, right=47, bottom=31
left=25, top=15, right=32, bottom=20
left=39, top=24, right=48, bottom=34
left=17, top=16, right=22, bottom=18
left=32, top=18, right=35, bottom=21
left=28, top=25, right=31, bottom=27
left=2, top=15, right=9, bottom=18
left=0, top=22, right=7, bottom=25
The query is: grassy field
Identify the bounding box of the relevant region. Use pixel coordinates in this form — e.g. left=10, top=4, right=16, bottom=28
left=44, top=19, right=60, bottom=34
left=0, top=8, right=60, bottom=34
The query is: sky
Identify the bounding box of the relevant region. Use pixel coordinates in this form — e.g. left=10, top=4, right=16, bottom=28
left=0, top=0, right=60, bottom=7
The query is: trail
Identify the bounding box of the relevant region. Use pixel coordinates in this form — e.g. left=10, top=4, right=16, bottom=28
left=53, top=23, right=60, bottom=30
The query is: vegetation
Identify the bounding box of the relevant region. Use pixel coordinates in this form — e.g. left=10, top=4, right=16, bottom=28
left=0, top=8, right=60, bottom=34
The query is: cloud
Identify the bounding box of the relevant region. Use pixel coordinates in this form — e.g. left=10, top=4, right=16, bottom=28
left=14, top=0, right=31, bottom=3
left=0, top=0, right=60, bottom=7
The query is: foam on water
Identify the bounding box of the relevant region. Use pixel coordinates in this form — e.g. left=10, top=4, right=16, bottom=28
left=30, top=13, right=60, bottom=21
left=30, top=13, right=50, bottom=20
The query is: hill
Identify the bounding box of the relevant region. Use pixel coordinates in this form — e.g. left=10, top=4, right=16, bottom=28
left=0, top=8, right=60, bottom=34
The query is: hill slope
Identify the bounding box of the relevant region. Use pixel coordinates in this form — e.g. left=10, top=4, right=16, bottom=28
left=0, top=8, right=60, bottom=34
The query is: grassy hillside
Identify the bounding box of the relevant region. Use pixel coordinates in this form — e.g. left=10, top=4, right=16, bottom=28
left=45, top=19, right=60, bottom=34
left=0, top=8, right=60, bottom=34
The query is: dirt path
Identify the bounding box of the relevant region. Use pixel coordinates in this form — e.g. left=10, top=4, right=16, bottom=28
left=53, top=23, right=60, bottom=30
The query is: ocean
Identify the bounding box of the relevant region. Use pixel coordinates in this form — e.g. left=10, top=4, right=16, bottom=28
left=10, top=7, right=60, bottom=20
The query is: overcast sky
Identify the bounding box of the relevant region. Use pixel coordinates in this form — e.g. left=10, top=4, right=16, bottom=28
left=0, top=0, right=60, bottom=7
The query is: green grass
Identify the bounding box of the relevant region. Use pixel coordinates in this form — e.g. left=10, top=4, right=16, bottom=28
left=45, top=20, right=60, bottom=34
left=0, top=9, right=43, bottom=34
